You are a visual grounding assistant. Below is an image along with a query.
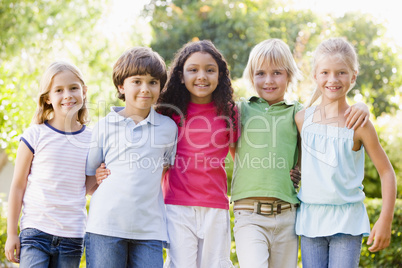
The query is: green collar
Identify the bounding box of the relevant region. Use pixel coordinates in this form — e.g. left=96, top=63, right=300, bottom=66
left=248, top=96, right=295, bottom=106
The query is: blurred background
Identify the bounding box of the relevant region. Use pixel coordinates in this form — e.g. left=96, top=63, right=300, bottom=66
left=0, top=0, right=401, bottom=266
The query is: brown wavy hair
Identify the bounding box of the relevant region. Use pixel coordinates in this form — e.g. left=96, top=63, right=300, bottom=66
left=156, top=40, right=236, bottom=127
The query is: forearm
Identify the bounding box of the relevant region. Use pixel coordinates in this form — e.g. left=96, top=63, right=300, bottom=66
left=6, top=186, right=25, bottom=235
left=379, top=170, right=397, bottom=221
left=86, top=175, right=98, bottom=195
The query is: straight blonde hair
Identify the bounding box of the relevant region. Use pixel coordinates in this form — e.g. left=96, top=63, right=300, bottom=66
left=33, top=61, right=88, bottom=124
left=307, top=38, right=359, bottom=107
left=243, top=38, right=302, bottom=92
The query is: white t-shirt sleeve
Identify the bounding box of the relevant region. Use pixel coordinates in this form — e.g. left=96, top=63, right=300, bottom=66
left=86, top=121, right=104, bottom=176
left=20, top=125, right=39, bottom=154
left=164, top=125, right=178, bottom=166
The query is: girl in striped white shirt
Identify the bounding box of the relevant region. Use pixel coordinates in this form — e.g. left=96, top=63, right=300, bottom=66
left=5, top=61, right=94, bottom=267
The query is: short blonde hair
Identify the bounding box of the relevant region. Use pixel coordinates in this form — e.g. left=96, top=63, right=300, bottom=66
left=307, top=38, right=359, bottom=107
left=243, top=38, right=302, bottom=91
left=33, top=61, right=88, bottom=124
left=113, top=47, right=167, bottom=101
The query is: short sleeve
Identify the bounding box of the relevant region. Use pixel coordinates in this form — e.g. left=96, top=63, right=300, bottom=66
left=230, top=104, right=241, bottom=144
left=85, top=120, right=105, bottom=176
left=164, top=125, right=178, bottom=166
left=20, top=125, right=40, bottom=154
left=294, top=101, right=304, bottom=113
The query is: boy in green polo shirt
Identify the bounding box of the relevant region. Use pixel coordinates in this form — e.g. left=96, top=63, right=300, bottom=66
left=230, top=38, right=369, bottom=268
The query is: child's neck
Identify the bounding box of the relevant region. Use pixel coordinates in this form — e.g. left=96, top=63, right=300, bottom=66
left=315, top=98, right=350, bottom=126
left=118, top=107, right=150, bottom=124
left=319, top=97, right=349, bottom=115
left=47, top=117, right=82, bottom=132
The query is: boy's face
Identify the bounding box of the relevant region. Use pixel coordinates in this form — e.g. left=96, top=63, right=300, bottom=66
left=253, top=62, right=288, bottom=105
left=118, top=74, right=160, bottom=113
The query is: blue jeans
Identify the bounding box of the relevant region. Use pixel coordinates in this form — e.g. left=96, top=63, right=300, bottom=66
left=19, top=228, right=83, bottom=268
left=301, top=233, right=363, bottom=268
left=85, top=232, right=163, bottom=268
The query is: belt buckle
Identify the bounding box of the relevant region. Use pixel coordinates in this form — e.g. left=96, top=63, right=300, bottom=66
left=256, top=202, right=274, bottom=215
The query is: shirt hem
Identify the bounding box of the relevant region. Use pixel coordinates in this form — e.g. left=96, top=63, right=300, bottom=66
left=86, top=228, right=167, bottom=241
left=296, top=230, right=370, bottom=238
left=164, top=199, right=229, bottom=210
left=230, top=191, right=299, bottom=204
left=21, top=224, right=85, bottom=238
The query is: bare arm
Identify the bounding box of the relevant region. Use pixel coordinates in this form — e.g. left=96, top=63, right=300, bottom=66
left=356, top=121, right=396, bottom=252
left=86, top=175, right=98, bottom=195
left=162, top=164, right=170, bottom=177
left=229, top=142, right=236, bottom=161
left=291, top=109, right=305, bottom=188
left=5, top=142, right=33, bottom=263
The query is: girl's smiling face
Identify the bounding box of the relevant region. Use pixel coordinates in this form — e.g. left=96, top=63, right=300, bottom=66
left=253, top=61, right=289, bottom=105
left=181, top=52, right=219, bottom=104
left=46, top=70, right=86, bottom=119
left=315, top=55, right=357, bottom=102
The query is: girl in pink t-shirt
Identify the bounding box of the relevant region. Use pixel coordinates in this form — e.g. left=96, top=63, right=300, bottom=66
left=156, top=40, right=239, bottom=267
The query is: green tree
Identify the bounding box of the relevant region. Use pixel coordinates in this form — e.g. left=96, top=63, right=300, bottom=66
left=144, top=0, right=269, bottom=78
left=332, top=12, right=402, bottom=117
left=0, top=0, right=106, bottom=159
left=0, top=0, right=152, bottom=160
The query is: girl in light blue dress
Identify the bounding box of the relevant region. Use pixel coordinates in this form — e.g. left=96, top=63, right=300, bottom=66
left=295, top=38, right=396, bottom=268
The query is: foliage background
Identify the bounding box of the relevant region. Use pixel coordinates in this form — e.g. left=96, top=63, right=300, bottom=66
left=1, top=0, right=401, bottom=266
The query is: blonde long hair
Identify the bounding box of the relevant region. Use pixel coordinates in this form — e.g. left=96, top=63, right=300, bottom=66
left=243, top=38, right=302, bottom=92
left=307, top=38, right=359, bottom=107
left=33, top=61, right=88, bottom=124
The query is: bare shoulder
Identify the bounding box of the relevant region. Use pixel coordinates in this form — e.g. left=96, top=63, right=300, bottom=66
left=294, top=109, right=306, bottom=132
left=354, top=118, right=378, bottom=145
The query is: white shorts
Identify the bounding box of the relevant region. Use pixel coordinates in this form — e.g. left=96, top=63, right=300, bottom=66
left=164, top=205, right=233, bottom=268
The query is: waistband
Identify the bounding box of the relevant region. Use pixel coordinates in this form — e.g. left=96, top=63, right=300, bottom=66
left=233, top=199, right=299, bottom=216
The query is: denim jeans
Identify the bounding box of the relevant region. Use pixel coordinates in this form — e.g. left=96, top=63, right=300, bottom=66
left=19, top=228, right=83, bottom=268
left=301, top=233, right=363, bottom=268
left=85, top=232, right=163, bottom=268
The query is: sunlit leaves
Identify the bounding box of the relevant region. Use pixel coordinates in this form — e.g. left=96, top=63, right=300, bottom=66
left=0, top=0, right=106, bottom=160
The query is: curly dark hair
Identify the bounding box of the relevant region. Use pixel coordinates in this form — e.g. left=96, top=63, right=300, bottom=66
left=156, top=40, right=236, bottom=127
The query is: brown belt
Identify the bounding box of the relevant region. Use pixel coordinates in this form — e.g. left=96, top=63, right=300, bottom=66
left=233, top=199, right=299, bottom=216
